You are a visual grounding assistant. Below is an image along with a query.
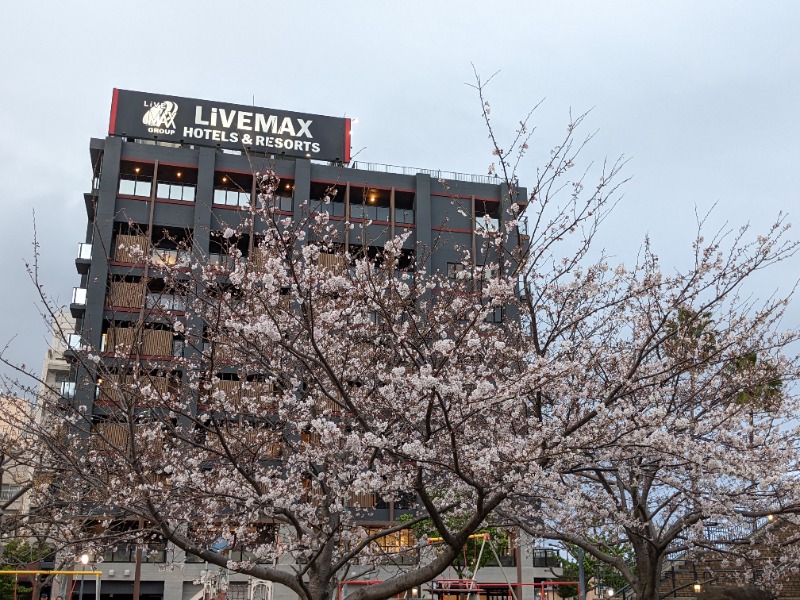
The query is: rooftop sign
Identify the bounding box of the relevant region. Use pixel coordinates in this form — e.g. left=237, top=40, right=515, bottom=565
left=108, top=89, right=351, bottom=162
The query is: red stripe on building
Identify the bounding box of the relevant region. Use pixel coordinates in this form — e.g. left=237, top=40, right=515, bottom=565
left=344, top=118, right=352, bottom=163
left=108, top=88, right=119, bottom=135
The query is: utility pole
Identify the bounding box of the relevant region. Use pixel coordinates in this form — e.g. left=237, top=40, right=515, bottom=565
left=578, top=548, right=586, bottom=600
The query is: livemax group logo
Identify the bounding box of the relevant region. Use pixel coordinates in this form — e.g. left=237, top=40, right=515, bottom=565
left=142, top=100, right=178, bottom=135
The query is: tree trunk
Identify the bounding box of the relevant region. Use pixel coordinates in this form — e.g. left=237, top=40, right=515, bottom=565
left=630, top=536, right=663, bottom=600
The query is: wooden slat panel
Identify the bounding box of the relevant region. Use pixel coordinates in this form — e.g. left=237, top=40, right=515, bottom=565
left=141, top=329, right=174, bottom=356
left=114, top=235, right=150, bottom=263
left=316, top=398, right=341, bottom=414
left=318, top=253, right=347, bottom=270
left=98, top=373, right=170, bottom=404
left=108, top=281, right=145, bottom=309
left=106, top=328, right=173, bottom=357
left=106, top=327, right=136, bottom=355
left=92, top=422, right=130, bottom=453
left=348, top=492, right=376, bottom=508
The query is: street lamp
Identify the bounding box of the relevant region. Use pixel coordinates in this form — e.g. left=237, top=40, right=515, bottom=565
left=693, top=582, right=702, bottom=594
left=78, top=554, right=89, bottom=600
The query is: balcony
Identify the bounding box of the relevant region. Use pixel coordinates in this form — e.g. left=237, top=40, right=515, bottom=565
left=63, top=333, right=83, bottom=363
left=70, top=287, right=87, bottom=318
left=76, top=242, right=92, bottom=274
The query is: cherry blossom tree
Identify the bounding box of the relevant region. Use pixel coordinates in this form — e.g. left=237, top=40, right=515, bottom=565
left=456, top=71, right=800, bottom=600
left=495, top=140, right=800, bottom=600
left=2, top=75, right=799, bottom=600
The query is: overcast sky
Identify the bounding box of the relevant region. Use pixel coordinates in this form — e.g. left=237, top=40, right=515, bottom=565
left=1, top=1, right=799, bottom=386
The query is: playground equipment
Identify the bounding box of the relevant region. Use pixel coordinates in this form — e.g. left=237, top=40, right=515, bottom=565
left=338, top=534, right=581, bottom=600
left=0, top=570, right=103, bottom=600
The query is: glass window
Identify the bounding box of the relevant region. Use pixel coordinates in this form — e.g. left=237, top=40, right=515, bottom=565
left=485, top=307, right=503, bottom=323
left=118, top=178, right=136, bottom=195
left=448, top=263, right=467, bottom=280
left=395, top=208, right=415, bottom=224
left=0, top=485, right=21, bottom=501
left=135, top=180, right=151, bottom=197
left=278, top=196, right=293, bottom=212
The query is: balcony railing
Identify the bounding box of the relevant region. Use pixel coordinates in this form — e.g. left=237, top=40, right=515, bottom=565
left=268, top=195, right=293, bottom=212
left=351, top=204, right=391, bottom=222
left=0, top=485, right=21, bottom=502
left=67, top=333, right=82, bottom=350
left=475, top=216, right=500, bottom=234
left=77, top=242, right=92, bottom=259
left=101, top=543, right=167, bottom=563
left=156, top=181, right=195, bottom=202
left=60, top=381, right=76, bottom=399
left=395, top=208, right=415, bottom=224
left=72, top=287, right=87, bottom=305
left=145, top=293, right=186, bottom=312
left=214, top=187, right=250, bottom=208
left=118, top=176, right=152, bottom=197
left=532, top=548, right=561, bottom=568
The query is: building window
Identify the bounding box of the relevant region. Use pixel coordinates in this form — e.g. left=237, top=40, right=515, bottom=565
left=0, top=484, right=21, bottom=502
left=156, top=165, right=197, bottom=202
left=485, top=307, right=503, bottom=323
left=213, top=172, right=252, bottom=208
left=475, top=199, right=501, bottom=234
left=448, top=263, right=469, bottom=280
left=363, top=528, right=417, bottom=564
left=395, top=189, right=415, bottom=224
left=118, top=162, right=154, bottom=197
left=350, top=186, right=390, bottom=222
left=310, top=181, right=346, bottom=217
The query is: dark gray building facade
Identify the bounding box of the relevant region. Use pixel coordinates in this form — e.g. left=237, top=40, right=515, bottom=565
left=62, top=91, right=549, bottom=600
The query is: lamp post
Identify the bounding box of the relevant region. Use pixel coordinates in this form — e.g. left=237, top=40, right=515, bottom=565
left=78, top=554, right=89, bottom=600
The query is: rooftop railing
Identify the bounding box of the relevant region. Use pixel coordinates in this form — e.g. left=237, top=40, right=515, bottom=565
left=348, top=161, right=498, bottom=185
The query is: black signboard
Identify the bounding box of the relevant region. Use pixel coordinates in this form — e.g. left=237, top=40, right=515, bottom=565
left=109, top=88, right=351, bottom=162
